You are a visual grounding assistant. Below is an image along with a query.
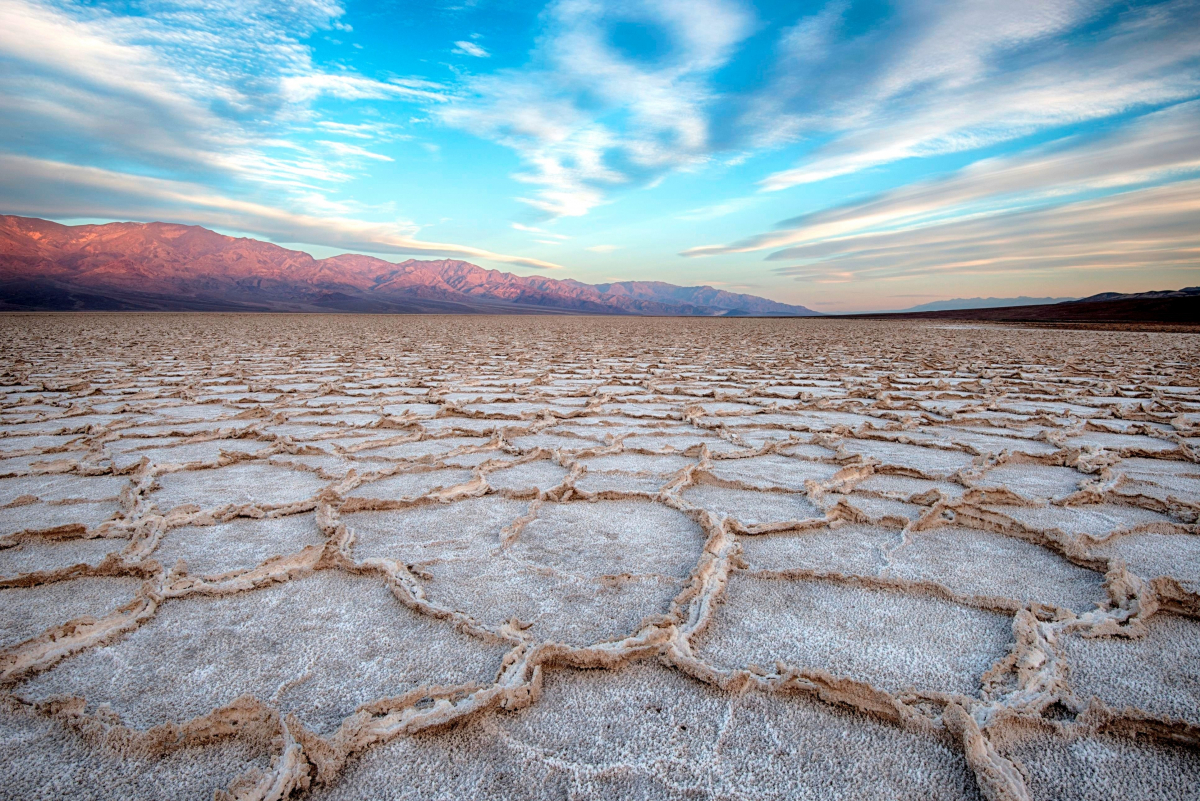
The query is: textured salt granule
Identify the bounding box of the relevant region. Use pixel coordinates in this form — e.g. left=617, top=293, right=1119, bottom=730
left=0, top=500, right=121, bottom=538
left=0, top=451, right=90, bottom=475
left=580, top=453, right=695, bottom=475
left=348, top=469, right=474, bottom=500
left=352, top=437, right=486, bottom=461
left=1066, top=431, right=1178, bottom=454
left=840, top=439, right=976, bottom=477
left=152, top=514, right=325, bottom=576
left=416, top=500, right=703, bottom=646
left=130, top=438, right=268, bottom=466
left=148, top=403, right=239, bottom=421
left=291, top=412, right=380, bottom=427
left=260, top=422, right=339, bottom=440
left=1063, top=613, right=1200, bottom=725
left=777, top=441, right=839, bottom=459
left=345, top=497, right=528, bottom=563
left=940, top=429, right=1059, bottom=457
left=267, top=453, right=358, bottom=478
left=148, top=462, right=328, bottom=512
left=886, top=526, right=1105, bottom=611
left=515, top=500, right=702, bottom=580
left=0, top=433, right=83, bottom=453
left=1111, top=457, right=1200, bottom=497
left=0, top=535, right=125, bottom=577
left=697, top=575, right=1013, bottom=695
left=507, top=433, right=601, bottom=452
left=706, top=455, right=840, bottom=490
left=853, top=473, right=967, bottom=501
left=683, top=484, right=823, bottom=526
left=990, top=503, right=1177, bottom=538
left=1090, top=531, right=1200, bottom=592
left=738, top=523, right=895, bottom=575
left=1, top=576, right=143, bottom=649
left=997, top=723, right=1200, bottom=801
left=0, top=474, right=130, bottom=505
left=440, top=449, right=514, bottom=468
left=622, top=432, right=729, bottom=452
left=973, top=464, right=1085, bottom=501
left=312, top=662, right=981, bottom=801
left=0, top=705, right=272, bottom=801
left=574, top=471, right=667, bottom=494
left=485, top=460, right=569, bottom=492
left=840, top=492, right=924, bottom=523
left=19, top=570, right=509, bottom=734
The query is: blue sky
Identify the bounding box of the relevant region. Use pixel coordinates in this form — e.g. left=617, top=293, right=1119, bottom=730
left=1, top=0, right=1198, bottom=311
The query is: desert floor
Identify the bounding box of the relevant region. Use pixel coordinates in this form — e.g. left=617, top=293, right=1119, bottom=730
left=1, top=313, right=1197, bottom=800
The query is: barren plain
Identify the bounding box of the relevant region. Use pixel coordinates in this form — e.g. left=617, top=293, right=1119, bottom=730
left=0, top=313, right=1198, bottom=800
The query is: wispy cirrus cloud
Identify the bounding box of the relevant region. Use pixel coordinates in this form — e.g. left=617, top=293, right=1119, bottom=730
left=770, top=180, right=1200, bottom=283
left=684, top=101, right=1200, bottom=260
left=437, top=0, right=753, bottom=219
left=512, top=222, right=569, bottom=240
left=432, top=0, right=1200, bottom=230
left=748, top=0, right=1200, bottom=191
left=453, top=40, right=490, bottom=58
left=681, top=101, right=1200, bottom=288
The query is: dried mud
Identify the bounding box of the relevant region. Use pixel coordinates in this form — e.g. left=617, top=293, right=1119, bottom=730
left=0, top=313, right=1197, bottom=800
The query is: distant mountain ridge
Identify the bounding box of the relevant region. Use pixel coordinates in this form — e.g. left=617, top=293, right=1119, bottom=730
left=0, top=216, right=820, bottom=316
left=1075, top=287, right=1200, bottom=302
left=890, top=296, right=1077, bottom=313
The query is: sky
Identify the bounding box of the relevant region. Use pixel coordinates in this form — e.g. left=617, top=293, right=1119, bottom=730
left=1, top=0, right=1198, bottom=312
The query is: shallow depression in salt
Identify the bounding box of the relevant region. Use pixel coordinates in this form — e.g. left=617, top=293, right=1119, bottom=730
left=1, top=314, right=1197, bottom=800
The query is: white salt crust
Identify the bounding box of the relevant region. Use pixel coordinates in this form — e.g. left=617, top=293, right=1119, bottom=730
left=2, top=314, right=1198, bottom=799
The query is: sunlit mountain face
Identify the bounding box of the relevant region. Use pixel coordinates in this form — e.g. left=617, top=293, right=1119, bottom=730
left=1, top=0, right=1197, bottom=311
left=0, top=215, right=820, bottom=314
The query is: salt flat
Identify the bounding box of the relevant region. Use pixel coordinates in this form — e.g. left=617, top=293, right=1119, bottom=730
left=0, top=313, right=1197, bottom=800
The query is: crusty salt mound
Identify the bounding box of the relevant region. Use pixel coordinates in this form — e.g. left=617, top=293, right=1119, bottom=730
left=1, top=314, right=1197, bottom=800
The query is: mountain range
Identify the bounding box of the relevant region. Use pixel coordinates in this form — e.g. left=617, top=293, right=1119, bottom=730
left=0, top=216, right=819, bottom=317
left=888, top=296, right=1077, bottom=313
left=841, top=287, right=1199, bottom=325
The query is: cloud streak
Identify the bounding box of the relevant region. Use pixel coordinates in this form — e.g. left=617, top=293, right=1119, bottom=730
left=453, top=40, right=490, bottom=58
left=770, top=180, right=1200, bottom=283
left=682, top=100, right=1200, bottom=279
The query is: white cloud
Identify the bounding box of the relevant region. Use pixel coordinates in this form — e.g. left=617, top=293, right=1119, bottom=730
left=453, top=40, right=490, bottom=58
left=586, top=244, right=621, bottom=253
left=314, top=120, right=398, bottom=139
left=437, top=0, right=753, bottom=218
left=769, top=180, right=1200, bottom=283
left=318, top=141, right=394, bottom=161
left=684, top=101, right=1200, bottom=259
left=752, top=0, right=1200, bottom=191
left=0, top=0, right=439, bottom=190
left=512, top=222, right=569, bottom=239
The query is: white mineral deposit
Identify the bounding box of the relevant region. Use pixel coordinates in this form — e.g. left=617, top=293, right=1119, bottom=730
left=1, top=314, right=1198, bottom=800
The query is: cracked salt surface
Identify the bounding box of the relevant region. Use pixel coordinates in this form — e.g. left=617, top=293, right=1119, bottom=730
left=1, top=314, right=1198, bottom=799
left=697, top=575, right=1015, bottom=696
